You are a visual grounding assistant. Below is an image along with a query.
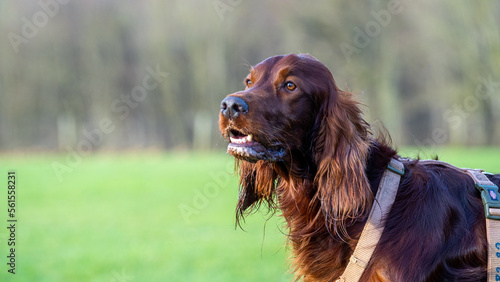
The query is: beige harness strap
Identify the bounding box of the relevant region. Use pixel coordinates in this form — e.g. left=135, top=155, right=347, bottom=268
left=337, top=158, right=404, bottom=282
left=464, top=169, right=500, bottom=282
left=338, top=158, right=499, bottom=281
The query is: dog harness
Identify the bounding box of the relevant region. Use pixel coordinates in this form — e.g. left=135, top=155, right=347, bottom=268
left=337, top=159, right=500, bottom=282
left=337, top=158, right=405, bottom=282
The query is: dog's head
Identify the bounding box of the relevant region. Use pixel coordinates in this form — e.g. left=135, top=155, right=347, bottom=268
left=219, top=54, right=334, bottom=163
left=219, top=54, right=371, bottom=229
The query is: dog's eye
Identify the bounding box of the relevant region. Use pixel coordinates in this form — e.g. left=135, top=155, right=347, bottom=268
left=245, top=79, right=252, bottom=87
left=285, top=81, right=296, bottom=91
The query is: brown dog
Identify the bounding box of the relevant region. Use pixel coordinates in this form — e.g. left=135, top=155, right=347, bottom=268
left=219, top=54, right=499, bottom=281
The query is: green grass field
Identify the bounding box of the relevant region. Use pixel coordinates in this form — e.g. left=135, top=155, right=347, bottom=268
left=0, top=147, right=498, bottom=281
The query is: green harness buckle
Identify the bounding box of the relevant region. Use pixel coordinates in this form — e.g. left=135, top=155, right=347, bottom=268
left=476, top=183, right=500, bottom=220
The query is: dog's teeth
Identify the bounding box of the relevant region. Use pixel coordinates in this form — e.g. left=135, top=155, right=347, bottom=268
left=230, top=134, right=254, bottom=144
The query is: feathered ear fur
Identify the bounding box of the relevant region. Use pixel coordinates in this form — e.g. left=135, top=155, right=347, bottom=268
left=312, top=85, right=372, bottom=237
left=235, top=160, right=278, bottom=226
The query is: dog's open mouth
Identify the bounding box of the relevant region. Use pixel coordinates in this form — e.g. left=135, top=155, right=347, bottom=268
left=227, top=129, right=285, bottom=162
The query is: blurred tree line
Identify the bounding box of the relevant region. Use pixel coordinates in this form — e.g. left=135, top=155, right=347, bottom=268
left=0, top=0, right=498, bottom=152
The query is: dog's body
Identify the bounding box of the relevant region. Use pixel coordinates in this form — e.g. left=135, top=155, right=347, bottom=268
left=219, top=54, right=499, bottom=281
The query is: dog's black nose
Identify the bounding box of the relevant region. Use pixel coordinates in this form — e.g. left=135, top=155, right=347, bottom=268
left=220, top=96, right=248, bottom=119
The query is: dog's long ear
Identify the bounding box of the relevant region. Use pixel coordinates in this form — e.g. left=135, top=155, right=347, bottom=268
left=235, top=160, right=277, bottom=226
left=312, top=83, right=372, bottom=236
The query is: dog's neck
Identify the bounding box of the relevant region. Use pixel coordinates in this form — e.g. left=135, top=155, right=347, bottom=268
left=275, top=140, right=396, bottom=281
